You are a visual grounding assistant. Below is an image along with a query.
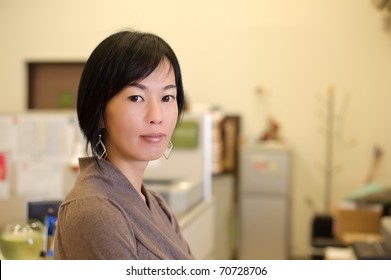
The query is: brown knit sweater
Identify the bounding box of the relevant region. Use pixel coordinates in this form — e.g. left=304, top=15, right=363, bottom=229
left=54, top=157, right=194, bottom=260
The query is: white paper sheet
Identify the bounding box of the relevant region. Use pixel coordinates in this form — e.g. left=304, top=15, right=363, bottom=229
left=16, top=160, right=63, bottom=198
left=0, top=116, right=16, bottom=152
left=13, top=114, right=75, bottom=162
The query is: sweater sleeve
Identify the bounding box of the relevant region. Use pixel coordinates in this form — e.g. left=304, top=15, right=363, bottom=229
left=54, top=195, right=137, bottom=260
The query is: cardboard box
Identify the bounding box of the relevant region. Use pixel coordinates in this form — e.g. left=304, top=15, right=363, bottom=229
left=332, top=202, right=383, bottom=244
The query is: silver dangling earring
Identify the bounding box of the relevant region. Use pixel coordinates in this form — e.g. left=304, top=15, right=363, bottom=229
left=163, top=140, right=173, bottom=160
left=95, top=133, right=107, bottom=159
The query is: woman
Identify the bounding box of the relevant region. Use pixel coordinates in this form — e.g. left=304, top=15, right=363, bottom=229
left=54, top=30, right=193, bottom=260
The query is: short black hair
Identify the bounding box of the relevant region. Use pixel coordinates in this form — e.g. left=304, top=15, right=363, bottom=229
left=77, top=30, right=185, bottom=156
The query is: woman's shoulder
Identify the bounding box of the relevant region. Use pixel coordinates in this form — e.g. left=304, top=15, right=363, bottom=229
left=71, top=157, right=130, bottom=197
left=58, top=194, right=131, bottom=236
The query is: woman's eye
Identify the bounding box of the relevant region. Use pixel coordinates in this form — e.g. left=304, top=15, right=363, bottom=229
left=128, top=95, right=143, bottom=102
left=162, top=95, right=175, bottom=102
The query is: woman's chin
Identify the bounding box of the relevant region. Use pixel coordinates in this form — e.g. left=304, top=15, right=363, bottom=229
left=149, top=154, right=163, bottom=161
left=146, top=150, right=165, bottom=161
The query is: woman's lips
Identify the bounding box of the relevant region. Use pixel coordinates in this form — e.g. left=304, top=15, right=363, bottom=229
left=141, top=133, right=165, bottom=143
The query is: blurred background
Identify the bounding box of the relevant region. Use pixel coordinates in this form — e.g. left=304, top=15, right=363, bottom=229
left=0, top=0, right=391, bottom=260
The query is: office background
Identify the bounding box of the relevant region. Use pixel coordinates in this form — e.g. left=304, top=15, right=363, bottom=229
left=0, top=0, right=390, bottom=258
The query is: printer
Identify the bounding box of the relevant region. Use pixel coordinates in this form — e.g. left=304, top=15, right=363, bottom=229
left=144, top=178, right=203, bottom=217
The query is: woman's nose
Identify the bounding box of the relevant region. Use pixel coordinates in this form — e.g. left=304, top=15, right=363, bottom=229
left=148, top=101, right=163, bottom=125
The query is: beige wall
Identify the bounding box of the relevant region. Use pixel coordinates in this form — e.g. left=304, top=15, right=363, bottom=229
left=1, top=0, right=390, bottom=258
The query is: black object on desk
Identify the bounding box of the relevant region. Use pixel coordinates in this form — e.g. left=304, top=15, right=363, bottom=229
left=311, top=214, right=346, bottom=260
left=352, top=216, right=391, bottom=260
left=352, top=241, right=391, bottom=260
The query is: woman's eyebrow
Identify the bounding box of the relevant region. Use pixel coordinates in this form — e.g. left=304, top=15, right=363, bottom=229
left=164, top=84, right=177, bottom=90
left=128, top=82, right=146, bottom=89
left=128, top=82, right=176, bottom=90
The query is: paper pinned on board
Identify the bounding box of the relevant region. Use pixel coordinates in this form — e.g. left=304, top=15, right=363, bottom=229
left=16, top=160, right=63, bottom=198
left=0, top=115, right=16, bottom=152
left=13, top=114, right=75, bottom=162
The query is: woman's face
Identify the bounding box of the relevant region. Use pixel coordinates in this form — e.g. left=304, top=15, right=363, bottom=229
left=102, top=58, right=178, bottom=164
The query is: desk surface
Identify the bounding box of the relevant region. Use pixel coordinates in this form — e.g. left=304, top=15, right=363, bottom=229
left=324, top=247, right=356, bottom=260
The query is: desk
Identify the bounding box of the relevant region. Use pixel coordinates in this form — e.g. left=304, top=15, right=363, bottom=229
left=180, top=198, right=215, bottom=260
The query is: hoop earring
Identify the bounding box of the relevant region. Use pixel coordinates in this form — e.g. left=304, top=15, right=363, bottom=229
left=95, top=133, right=107, bottom=159
left=164, top=140, right=173, bottom=160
